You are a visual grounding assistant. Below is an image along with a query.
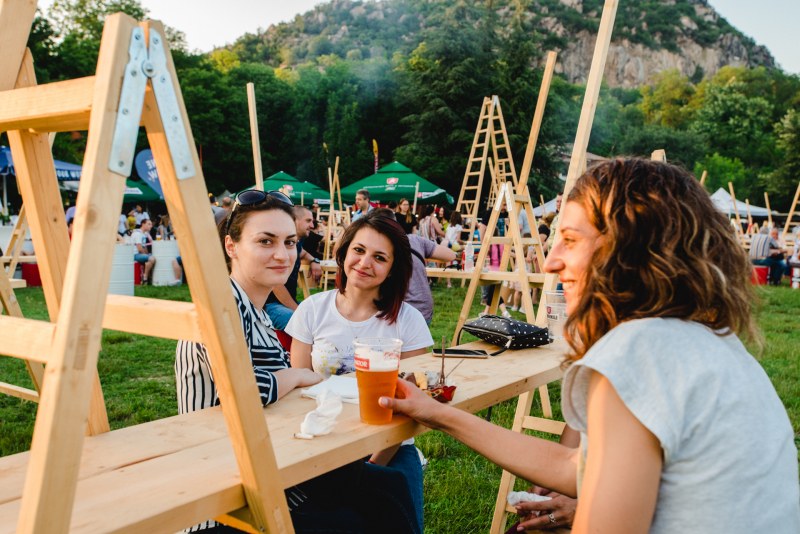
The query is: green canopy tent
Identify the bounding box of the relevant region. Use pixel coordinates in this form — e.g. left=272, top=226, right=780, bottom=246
left=341, top=161, right=454, bottom=205
left=238, top=171, right=329, bottom=206
left=123, top=178, right=162, bottom=202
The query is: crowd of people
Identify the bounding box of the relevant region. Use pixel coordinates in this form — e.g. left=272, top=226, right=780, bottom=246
left=168, top=159, right=798, bottom=533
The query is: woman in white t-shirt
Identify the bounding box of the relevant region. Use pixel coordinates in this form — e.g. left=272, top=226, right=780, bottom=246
left=382, top=159, right=800, bottom=533
left=286, top=210, right=432, bottom=533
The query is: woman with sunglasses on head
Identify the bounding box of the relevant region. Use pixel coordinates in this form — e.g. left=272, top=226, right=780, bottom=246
left=285, top=210, right=433, bottom=533
left=175, top=190, right=324, bottom=533
left=381, top=159, right=800, bottom=533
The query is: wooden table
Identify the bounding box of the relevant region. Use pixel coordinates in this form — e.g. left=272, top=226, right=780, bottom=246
left=0, top=342, right=566, bottom=533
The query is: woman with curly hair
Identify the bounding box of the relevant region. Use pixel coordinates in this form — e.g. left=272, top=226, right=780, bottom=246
left=381, top=158, right=799, bottom=533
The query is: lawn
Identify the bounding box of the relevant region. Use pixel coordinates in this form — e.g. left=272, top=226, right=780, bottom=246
left=1, top=282, right=798, bottom=533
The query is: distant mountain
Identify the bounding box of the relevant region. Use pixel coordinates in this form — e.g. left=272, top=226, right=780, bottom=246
left=229, top=0, right=775, bottom=88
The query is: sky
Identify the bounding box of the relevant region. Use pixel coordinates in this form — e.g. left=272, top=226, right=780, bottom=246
left=36, top=0, right=798, bottom=74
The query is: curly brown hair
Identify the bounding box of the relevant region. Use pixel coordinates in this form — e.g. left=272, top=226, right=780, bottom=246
left=562, top=158, right=759, bottom=361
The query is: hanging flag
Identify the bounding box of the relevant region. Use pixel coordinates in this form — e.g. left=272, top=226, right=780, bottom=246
left=372, top=139, right=379, bottom=173
left=133, top=149, right=165, bottom=199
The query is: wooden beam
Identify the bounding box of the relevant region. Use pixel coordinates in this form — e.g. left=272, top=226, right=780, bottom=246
left=535, top=0, right=619, bottom=327
left=0, top=316, right=54, bottom=363
left=0, top=0, right=37, bottom=92
left=0, top=77, right=94, bottom=132
left=103, top=295, right=202, bottom=341
left=246, top=82, right=264, bottom=191
left=518, top=51, right=557, bottom=189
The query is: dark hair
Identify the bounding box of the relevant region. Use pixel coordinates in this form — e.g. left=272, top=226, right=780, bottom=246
left=335, top=210, right=411, bottom=324
left=562, top=158, right=758, bottom=360
left=218, top=196, right=295, bottom=272
left=449, top=211, right=462, bottom=226
left=397, top=198, right=413, bottom=224
left=356, top=188, right=370, bottom=200
left=421, top=205, right=435, bottom=218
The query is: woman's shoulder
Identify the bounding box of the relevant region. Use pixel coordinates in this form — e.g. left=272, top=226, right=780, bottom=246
left=583, top=318, right=743, bottom=370
left=398, top=302, right=428, bottom=325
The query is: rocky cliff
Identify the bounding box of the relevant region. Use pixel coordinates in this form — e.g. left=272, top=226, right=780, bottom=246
left=234, top=0, right=775, bottom=88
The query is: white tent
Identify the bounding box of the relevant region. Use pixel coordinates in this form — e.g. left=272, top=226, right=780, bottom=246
left=533, top=197, right=558, bottom=217
left=709, top=188, right=774, bottom=218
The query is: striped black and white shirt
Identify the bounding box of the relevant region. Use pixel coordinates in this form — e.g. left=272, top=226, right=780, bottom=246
left=175, top=277, right=306, bottom=531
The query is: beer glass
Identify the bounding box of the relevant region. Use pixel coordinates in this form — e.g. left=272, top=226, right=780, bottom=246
left=545, top=290, right=567, bottom=341
left=353, top=337, right=403, bottom=424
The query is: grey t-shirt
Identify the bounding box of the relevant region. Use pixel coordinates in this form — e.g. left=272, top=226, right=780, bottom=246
left=562, top=318, right=800, bottom=533
left=405, top=234, right=437, bottom=323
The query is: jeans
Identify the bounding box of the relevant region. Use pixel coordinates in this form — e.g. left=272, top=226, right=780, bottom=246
left=753, top=257, right=787, bottom=284
left=291, top=445, right=423, bottom=534
left=265, top=302, right=294, bottom=330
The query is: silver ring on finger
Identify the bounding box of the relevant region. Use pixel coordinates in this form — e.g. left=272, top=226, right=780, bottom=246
left=548, top=513, right=556, bottom=524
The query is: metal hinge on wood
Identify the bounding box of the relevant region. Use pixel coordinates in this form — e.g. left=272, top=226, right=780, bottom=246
left=109, top=27, right=195, bottom=180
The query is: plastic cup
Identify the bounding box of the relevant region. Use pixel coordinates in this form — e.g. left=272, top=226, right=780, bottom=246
left=544, top=291, right=567, bottom=341
left=353, top=338, right=403, bottom=424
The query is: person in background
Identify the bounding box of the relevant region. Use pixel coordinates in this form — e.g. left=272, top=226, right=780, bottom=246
left=443, top=211, right=464, bottom=288
left=351, top=188, right=373, bottom=222
left=286, top=210, right=432, bottom=533
left=265, top=205, right=323, bottom=330
left=210, top=194, right=226, bottom=226
left=129, top=204, right=149, bottom=226
left=382, top=158, right=800, bottom=533
left=156, top=214, right=173, bottom=240
left=130, top=218, right=155, bottom=284
left=749, top=226, right=787, bottom=286
left=118, top=211, right=129, bottom=237
left=418, top=205, right=444, bottom=244
left=369, top=208, right=457, bottom=324
left=394, top=198, right=417, bottom=234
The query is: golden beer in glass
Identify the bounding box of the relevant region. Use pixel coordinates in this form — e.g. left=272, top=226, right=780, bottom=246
left=353, top=338, right=403, bottom=424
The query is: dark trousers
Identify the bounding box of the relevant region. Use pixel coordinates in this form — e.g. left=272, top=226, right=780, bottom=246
left=203, top=445, right=423, bottom=534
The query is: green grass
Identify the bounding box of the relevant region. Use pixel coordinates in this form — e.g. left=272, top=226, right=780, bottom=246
left=1, top=282, right=798, bottom=533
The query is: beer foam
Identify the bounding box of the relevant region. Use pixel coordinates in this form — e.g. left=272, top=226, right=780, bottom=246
left=364, top=359, right=399, bottom=372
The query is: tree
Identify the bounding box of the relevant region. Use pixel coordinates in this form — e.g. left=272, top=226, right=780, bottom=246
left=394, top=1, right=498, bottom=196
left=760, top=109, right=800, bottom=210
left=693, top=153, right=750, bottom=198
left=639, top=69, right=696, bottom=129
left=690, top=79, right=775, bottom=169
left=618, top=124, right=707, bottom=170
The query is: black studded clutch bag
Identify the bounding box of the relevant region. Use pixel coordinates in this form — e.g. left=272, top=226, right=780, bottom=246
left=456, top=315, right=550, bottom=356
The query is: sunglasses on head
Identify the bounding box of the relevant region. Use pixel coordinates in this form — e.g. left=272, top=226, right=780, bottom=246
left=224, top=189, right=293, bottom=235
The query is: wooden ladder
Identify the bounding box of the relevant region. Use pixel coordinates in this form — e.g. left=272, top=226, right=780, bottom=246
left=489, top=1, right=619, bottom=530
left=456, top=95, right=517, bottom=253
left=1, top=3, right=291, bottom=532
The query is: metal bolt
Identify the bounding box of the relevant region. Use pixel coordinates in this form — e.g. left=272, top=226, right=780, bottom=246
left=122, top=108, right=129, bottom=115
left=142, top=61, right=155, bottom=77
left=130, top=69, right=137, bottom=76
left=153, top=37, right=160, bottom=45
left=172, top=115, right=178, bottom=122
left=118, top=161, right=125, bottom=168
left=134, top=33, right=142, bottom=41
left=182, top=165, right=189, bottom=172
left=160, top=76, right=167, bottom=83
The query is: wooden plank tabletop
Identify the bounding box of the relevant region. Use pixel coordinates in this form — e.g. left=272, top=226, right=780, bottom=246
left=0, top=341, right=567, bottom=533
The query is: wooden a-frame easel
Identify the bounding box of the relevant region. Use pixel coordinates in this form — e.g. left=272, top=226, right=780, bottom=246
left=1, top=3, right=291, bottom=532
left=320, top=156, right=349, bottom=289
left=782, top=181, right=800, bottom=243
left=486, top=1, right=619, bottom=530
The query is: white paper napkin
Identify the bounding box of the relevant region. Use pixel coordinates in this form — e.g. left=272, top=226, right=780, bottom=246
left=301, top=375, right=359, bottom=404
left=507, top=491, right=552, bottom=507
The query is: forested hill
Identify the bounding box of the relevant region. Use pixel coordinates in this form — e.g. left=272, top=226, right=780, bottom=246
left=230, top=0, right=774, bottom=88
left=17, top=0, right=800, bottom=213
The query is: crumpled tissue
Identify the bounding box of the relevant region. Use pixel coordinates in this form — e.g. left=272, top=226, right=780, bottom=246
left=507, top=491, right=552, bottom=507
left=294, top=389, right=343, bottom=440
